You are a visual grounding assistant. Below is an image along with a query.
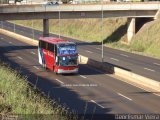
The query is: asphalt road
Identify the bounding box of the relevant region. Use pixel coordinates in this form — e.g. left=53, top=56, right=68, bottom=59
left=0, top=33, right=160, bottom=120
left=1, top=21, right=160, bottom=82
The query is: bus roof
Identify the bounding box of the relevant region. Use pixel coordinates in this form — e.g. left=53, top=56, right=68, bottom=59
left=39, top=37, right=75, bottom=45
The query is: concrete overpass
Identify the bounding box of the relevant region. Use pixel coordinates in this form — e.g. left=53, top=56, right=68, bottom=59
left=0, top=3, right=160, bottom=42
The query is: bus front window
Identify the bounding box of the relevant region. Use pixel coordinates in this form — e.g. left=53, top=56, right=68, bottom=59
left=58, top=56, right=78, bottom=66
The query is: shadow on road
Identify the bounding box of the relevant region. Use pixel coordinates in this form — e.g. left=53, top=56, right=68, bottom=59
left=0, top=44, right=116, bottom=120
left=79, top=57, right=131, bottom=76
left=0, top=44, right=132, bottom=77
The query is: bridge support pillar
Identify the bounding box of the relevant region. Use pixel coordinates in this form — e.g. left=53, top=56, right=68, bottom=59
left=43, top=19, right=49, bottom=37
left=127, top=18, right=135, bottom=43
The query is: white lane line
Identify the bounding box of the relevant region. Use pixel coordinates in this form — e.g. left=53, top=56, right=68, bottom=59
left=110, top=57, right=119, bottom=61
left=154, top=63, right=160, bottom=66
left=33, top=66, right=40, bottom=70
left=90, top=100, right=105, bottom=108
left=80, top=75, right=87, bottom=79
left=96, top=48, right=101, bottom=50
left=117, top=93, right=132, bottom=101
left=144, top=68, right=155, bottom=72
left=120, top=54, right=129, bottom=57
left=154, top=93, right=160, bottom=97
left=9, top=42, right=12, bottom=44
left=17, top=56, right=23, bottom=60
left=85, top=50, right=93, bottom=53
left=114, top=75, right=160, bottom=97
left=55, top=79, right=64, bottom=84
left=31, top=52, right=36, bottom=55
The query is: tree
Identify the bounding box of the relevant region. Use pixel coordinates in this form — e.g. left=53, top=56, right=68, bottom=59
left=61, top=0, right=70, bottom=3
left=15, top=0, right=23, bottom=3
left=0, top=0, right=9, bottom=4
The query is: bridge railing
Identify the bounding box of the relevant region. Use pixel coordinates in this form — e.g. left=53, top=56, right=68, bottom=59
left=1, top=0, right=160, bottom=6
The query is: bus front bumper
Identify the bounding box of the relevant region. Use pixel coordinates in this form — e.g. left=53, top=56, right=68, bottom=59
left=57, top=68, right=78, bottom=74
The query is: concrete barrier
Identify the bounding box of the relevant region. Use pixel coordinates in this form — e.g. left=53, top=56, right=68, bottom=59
left=0, top=29, right=38, bottom=46
left=114, top=67, right=160, bottom=92
left=81, top=55, right=160, bottom=92
left=1, top=28, right=160, bottom=93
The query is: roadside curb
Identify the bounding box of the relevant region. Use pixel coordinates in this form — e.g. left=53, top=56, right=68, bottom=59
left=0, top=29, right=38, bottom=46
left=1, top=28, right=160, bottom=93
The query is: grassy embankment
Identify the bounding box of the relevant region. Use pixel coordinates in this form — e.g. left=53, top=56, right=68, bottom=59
left=12, top=18, right=160, bottom=58
left=0, top=62, right=76, bottom=120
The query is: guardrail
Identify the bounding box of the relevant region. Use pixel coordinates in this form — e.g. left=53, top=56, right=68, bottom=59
left=1, top=3, right=160, bottom=13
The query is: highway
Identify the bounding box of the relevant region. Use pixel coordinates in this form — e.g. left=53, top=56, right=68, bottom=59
left=0, top=30, right=160, bottom=119
left=1, top=21, right=160, bottom=82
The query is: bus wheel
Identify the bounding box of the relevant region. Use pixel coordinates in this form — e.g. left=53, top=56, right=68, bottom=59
left=54, top=70, right=58, bottom=75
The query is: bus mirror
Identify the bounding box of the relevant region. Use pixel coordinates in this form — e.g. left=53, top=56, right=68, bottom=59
left=56, top=56, right=58, bottom=63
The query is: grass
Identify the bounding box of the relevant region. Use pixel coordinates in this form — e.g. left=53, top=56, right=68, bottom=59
left=0, top=62, right=77, bottom=120
left=12, top=18, right=127, bottom=42
left=11, top=18, right=160, bottom=58
left=130, top=19, right=160, bottom=58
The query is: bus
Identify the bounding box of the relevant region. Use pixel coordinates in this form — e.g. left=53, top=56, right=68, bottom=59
left=38, top=37, right=79, bottom=74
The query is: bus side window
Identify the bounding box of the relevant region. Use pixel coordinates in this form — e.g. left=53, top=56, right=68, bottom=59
left=40, top=41, right=46, bottom=49
left=46, top=43, right=48, bottom=50
left=48, top=43, right=54, bottom=52
left=39, top=41, right=44, bottom=48
left=55, top=45, right=57, bottom=56
left=39, top=41, right=41, bottom=47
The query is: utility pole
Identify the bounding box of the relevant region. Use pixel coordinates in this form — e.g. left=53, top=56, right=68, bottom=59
left=101, top=0, right=104, bottom=63
left=58, top=0, right=61, bottom=39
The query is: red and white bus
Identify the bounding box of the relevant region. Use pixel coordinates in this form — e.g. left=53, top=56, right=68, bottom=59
left=38, top=37, right=79, bottom=74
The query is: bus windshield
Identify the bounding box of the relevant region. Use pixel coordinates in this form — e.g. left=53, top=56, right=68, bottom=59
left=58, top=56, right=78, bottom=66
left=58, top=44, right=77, bottom=55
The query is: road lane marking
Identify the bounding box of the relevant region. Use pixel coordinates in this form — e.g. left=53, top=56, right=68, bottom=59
left=1, top=37, right=4, bottom=40
left=96, top=48, right=101, bottom=50
left=154, top=93, right=160, bottom=97
left=90, top=100, right=105, bottom=108
left=110, top=58, right=119, bottom=61
left=33, top=66, right=40, bottom=70
left=17, top=56, right=23, bottom=60
left=85, top=63, right=160, bottom=97
left=55, top=79, right=64, bottom=84
left=144, top=68, right=155, bottom=72
left=80, top=75, right=87, bottom=79
left=85, top=50, right=93, bottom=53
left=31, top=52, right=36, bottom=55
left=114, top=76, right=160, bottom=97
left=117, top=93, right=132, bottom=101
left=120, top=54, right=129, bottom=57
left=154, top=63, right=160, bottom=66
left=9, top=42, right=12, bottom=44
